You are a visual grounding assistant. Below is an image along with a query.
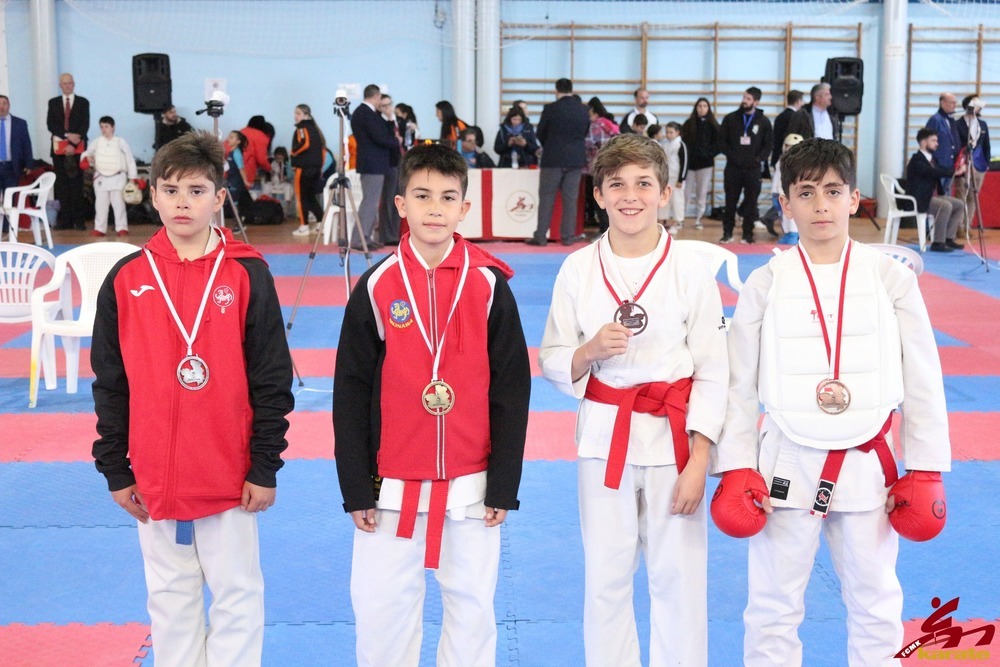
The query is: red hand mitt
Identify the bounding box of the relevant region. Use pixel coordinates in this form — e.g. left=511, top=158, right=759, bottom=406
left=888, top=471, right=946, bottom=542
left=711, top=468, right=769, bottom=538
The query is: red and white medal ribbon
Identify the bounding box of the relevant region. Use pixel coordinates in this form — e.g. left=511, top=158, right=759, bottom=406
left=145, top=230, right=227, bottom=390
left=597, top=232, right=671, bottom=334
left=396, top=240, right=470, bottom=407
left=797, top=241, right=853, bottom=414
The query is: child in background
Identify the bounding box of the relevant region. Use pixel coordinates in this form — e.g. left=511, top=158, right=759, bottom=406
left=81, top=115, right=138, bottom=237
left=650, top=122, right=688, bottom=234
left=539, top=133, right=729, bottom=666
left=334, top=143, right=530, bottom=666
left=263, top=146, right=295, bottom=217
left=630, top=113, right=649, bottom=138
left=224, top=130, right=253, bottom=213
left=772, top=132, right=804, bottom=244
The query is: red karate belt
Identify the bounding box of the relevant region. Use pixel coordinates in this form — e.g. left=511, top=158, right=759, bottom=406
left=395, top=479, right=450, bottom=569
left=811, top=415, right=897, bottom=517
left=584, top=375, right=693, bottom=490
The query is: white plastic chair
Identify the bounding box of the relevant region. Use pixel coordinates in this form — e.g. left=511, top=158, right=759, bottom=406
left=880, top=174, right=931, bottom=252
left=1, top=244, right=62, bottom=390
left=868, top=243, right=925, bottom=276
left=673, top=239, right=744, bottom=293
left=321, top=169, right=364, bottom=246
left=29, top=242, right=140, bottom=407
left=3, top=172, right=57, bottom=249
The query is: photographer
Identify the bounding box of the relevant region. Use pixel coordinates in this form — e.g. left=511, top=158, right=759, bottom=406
left=955, top=95, right=991, bottom=225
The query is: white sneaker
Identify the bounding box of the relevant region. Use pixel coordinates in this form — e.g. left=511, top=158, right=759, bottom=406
left=292, top=226, right=311, bottom=236
left=754, top=220, right=766, bottom=230
left=674, top=221, right=684, bottom=230
left=694, top=220, right=703, bottom=229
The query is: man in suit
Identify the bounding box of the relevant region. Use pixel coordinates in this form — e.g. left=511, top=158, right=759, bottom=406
left=906, top=128, right=966, bottom=252
left=377, top=93, right=403, bottom=245
left=47, top=73, right=90, bottom=230
left=925, top=92, right=960, bottom=194
left=786, top=83, right=841, bottom=142
left=771, top=90, right=803, bottom=167
left=0, top=94, right=34, bottom=235
left=350, top=84, right=397, bottom=249
left=528, top=78, right=590, bottom=246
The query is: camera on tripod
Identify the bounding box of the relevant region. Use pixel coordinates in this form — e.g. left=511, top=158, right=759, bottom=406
left=196, top=90, right=230, bottom=118
left=333, top=89, right=352, bottom=119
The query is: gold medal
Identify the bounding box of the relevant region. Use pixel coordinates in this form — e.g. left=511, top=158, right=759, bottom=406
left=422, top=380, right=455, bottom=415
left=816, top=378, right=851, bottom=415
left=177, top=355, right=210, bottom=391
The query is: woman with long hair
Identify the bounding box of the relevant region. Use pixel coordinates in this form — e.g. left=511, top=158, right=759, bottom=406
left=584, top=96, right=619, bottom=231
left=291, top=104, right=327, bottom=236
left=493, top=106, right=539, bottom=168
left=394, top=103, right=420, bottom=151
left=680, top=97, right=721, bottom=229
left=435, top=100, right=467, bottom=149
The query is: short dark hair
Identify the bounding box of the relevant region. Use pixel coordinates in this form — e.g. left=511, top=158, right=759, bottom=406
left=917, top=127, right=937, bottom=143
left=555, top=78, right=573, bottom=94
left=780, top=138, right=856, bottom=195
left=99, top=115, right=115, bottom=126
left=810, top=82, right=830, bottom=98
left=646, top=124, right=662, bottom=139
left=666, top=121, right=682, bottom=133
left=746, top=87, right=762, bottom=101
left=787, top=90, right=804, bottom=106
left=398, top=142, right=469, bottom=197
left=632, top=113, right=648, bottom=127
left=592, top=133, right=669, bottom=193
left=151, top=130, right=225, bottom=191
left=363, top=84, right=381, bottom=100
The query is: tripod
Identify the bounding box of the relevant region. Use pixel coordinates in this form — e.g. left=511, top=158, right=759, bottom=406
left=284, top=100, right=371, bottom=386
left=208, top=114, right=250, bottom=244
left=959, top=118, right=991, bottom=272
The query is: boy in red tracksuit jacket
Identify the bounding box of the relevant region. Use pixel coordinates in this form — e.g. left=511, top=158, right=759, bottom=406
left=334, top=143, right=531, bottom=667
left=91, top=131, right=294, bottom=667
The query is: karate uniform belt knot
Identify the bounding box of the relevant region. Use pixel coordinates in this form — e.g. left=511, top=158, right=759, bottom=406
left=585, top=375, right=693, bottom=490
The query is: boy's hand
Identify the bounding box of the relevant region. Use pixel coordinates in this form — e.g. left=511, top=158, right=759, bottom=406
left=351, top=509, right=377, bottom=533
left=111, top=485, right=149, bottom=523
left=241, top=482, right=276, bottom=513
left=586, top=323, right=633, bottom=361
left=484, top=507, right=507, bottom=527
left=671, top=461, right=707, bottom=515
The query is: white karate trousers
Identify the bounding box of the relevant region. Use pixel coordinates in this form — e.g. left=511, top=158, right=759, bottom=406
left=579, top=458, right=708, bottom=667
left=136, top=507, right=264, bottom=667
left=351, top=508, right=501, bottom=667
left=744, top=507, right=904, bottom=667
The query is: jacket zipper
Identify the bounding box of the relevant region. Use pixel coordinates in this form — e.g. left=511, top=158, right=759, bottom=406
left=427, top=268, right=445, bottom=479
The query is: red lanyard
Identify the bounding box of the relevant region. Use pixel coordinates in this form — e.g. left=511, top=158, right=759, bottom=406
left=797, top=242, right=852, bottom=379
left=598, top=234, right=671, bottom=306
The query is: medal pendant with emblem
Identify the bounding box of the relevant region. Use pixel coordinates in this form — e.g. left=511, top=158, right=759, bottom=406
left=422, top=380, right=455, bottom=415
left=177, top=355, right=210, bottom=390
left=614, top=300, right=648, bottom=335
left=816, top=378, right=851, bottom=415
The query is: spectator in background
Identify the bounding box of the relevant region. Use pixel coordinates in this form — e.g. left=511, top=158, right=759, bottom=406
left=351, top=84, right=397, bottom=248
left=681, top=97, right=721, bottom=230
left=584, top=96, right=619, bottom=232
left=378, top=93, right=403, bottom=245
left=459, top=127, right=496, bottom=168
left=905, top=127, right=966, bottom=252
left=630, top=113, right=649, bottom=137
left=494, top=106, right=538, bottom=168
left=0, top=94, right=33, bottom=236
left=435, top=100, right=468, bottom=149
left=719, top=86, right=772, bottom=244
left=223, top=130, right=254, bottom=215
left=240, top=116, right=274, bottom=185
left=619, top=87, right=657, bottom=134
left=771, top=90, right=804, bottom=166
left=955, top=95, right=991, bottom=225
left=925, top=92, right=961, bottom=194
left=290, top=104, right=326, bottom=237
left=527, top=78, right=590, bottom=247
left=154, top=105, right=193, bottom=151
left=80, top=115, right=138, bottom=237
left=787, top=83, right=840, bottom=141
left=47, top=72, right=89, bottom=230
left=394, top=103, right=420, bottom=151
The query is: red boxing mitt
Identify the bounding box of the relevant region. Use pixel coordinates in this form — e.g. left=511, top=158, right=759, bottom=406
left=888, top=471, right=946, bottom=542
left=711, top=468, right=770, bottom=538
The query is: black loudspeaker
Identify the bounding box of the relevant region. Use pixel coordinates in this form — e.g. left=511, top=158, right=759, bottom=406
left=824, top=57, right=864, bottom=116
left=133, top=53, right=172, bottom=114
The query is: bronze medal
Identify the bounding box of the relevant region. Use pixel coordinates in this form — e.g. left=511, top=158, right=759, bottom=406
left=422, top=380, right=455, bottom=415
left=816, top=378, right=850, bottom=415
left=614, top=301, right=648, bottom=335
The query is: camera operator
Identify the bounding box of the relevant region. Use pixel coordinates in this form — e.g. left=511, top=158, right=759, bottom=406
left=955, top=96, right=991, bottom=225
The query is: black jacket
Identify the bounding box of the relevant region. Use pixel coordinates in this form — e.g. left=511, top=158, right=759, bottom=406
left=786, top=103, right=842, bottom=142
left=681, top=116, right=720, bottom=171
left=350, top=102, right=397, bottom=175
left=537, top=96, right=590, bottom=169
left=905, top=151, right=952, bottom=213
left=720, top=108, right=772, bottom=169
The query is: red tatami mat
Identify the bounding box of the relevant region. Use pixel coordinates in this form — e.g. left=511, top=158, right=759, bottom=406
left=0, top=623, right=150, bottom=667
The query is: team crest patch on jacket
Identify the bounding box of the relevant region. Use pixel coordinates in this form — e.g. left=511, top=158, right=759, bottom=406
left=213, top=285, right=235, bottom=313
left=389, top=299, right=413, bottom=328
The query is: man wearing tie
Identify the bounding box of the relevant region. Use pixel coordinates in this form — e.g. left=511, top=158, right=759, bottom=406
left=47, top=73, right=90, bottom=230
left=0, top=95, right=34, bottom=236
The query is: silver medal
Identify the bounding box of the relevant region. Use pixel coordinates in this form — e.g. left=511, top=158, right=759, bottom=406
left=177, top=355, right=210, bottom=391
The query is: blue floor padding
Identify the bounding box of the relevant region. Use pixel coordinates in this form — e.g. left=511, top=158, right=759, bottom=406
left=0, top=377, right=96, bottom=413
left=264, top=251, right=393, bottom=278
left=919, top=251, right=1000, bottom=299
left=933, top=329, right=970, bottom=347
left=279, top=305, right=345, bottom=349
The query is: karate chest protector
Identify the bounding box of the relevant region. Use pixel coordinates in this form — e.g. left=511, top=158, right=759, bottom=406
left=94, top=138, right=124, bottom=176
left=758, top=246, right=903, bottom=450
